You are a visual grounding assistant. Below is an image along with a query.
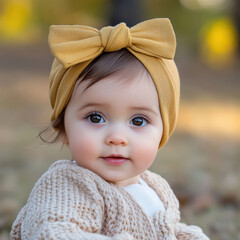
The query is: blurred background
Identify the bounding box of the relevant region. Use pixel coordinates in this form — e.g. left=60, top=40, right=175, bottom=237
left=0, top=0, right=240, bottom=239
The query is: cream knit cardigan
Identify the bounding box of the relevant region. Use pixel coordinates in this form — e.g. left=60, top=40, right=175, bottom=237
left=10, top=160, right=209, bottom=240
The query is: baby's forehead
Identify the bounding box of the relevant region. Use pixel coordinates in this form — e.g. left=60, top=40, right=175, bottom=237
left=70, top=67, right=159, bottom=114
left=74, top=63, right=153, bottom=95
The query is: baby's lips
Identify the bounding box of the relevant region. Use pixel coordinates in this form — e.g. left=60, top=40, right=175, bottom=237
left=102, top=155, right=130, bottom=166
left=103, top=154, right=129, bottom=159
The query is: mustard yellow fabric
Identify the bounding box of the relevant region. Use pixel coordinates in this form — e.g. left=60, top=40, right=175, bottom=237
left=48, top=18, right=180, bottom=148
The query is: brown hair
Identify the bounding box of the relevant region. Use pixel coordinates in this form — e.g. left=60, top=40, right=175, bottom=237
left=39, top=49, right=145, bottom=143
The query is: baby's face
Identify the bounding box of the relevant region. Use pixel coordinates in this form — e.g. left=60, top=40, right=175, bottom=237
left=64, top=66, right=163, bottom=186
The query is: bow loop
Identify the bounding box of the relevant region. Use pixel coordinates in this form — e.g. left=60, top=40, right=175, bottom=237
left=129, top=18, right=176, bottom=59
left=48, top=25, right=102, bottom=68
left=100, top=23, right=131, bottom=52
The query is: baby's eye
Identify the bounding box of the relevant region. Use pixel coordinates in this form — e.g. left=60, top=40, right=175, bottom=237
left=87, top=113, right=105, bottom=124
left=130, top=116, right=148, bottom=127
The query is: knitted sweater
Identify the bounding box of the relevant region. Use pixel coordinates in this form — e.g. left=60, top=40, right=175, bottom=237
left=10, top=160, right=209, bottom=240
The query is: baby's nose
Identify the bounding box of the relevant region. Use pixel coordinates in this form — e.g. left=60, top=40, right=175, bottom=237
left=105, top=131, right=128, bottom=146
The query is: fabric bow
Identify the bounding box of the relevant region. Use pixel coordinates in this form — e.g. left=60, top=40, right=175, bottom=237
left=48, top=18, right=176, bottom=68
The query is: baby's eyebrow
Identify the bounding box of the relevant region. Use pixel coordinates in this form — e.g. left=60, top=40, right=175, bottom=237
left=78, top=103, right=107, bottom=111
left=78, top=103, right=159, bottom=116
left=130, top=106, right=159, bottom=116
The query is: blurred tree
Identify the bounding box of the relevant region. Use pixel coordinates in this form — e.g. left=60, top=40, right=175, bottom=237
left=233, top=0, right=240, bottom=53
left=142, top=0, right=216, bottom=49
left=108, top=0, right=143, bottom=27
left=32, top=0, right=108, bottom=31
left=0, top=0, right=33, bottom=41
left=200, top=17, right=238, bottom=68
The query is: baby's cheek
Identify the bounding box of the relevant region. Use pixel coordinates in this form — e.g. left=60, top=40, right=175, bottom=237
left=71, top=134, right=99, bottom=160
left=135, top=139, right=159, bottom=166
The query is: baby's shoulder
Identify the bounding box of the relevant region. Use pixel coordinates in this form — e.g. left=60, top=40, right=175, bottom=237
left=46, top=159, right=99, bottom=179
left=32, top=160, right=104, bottom=195
left=43, top=159, right=94, bottom=180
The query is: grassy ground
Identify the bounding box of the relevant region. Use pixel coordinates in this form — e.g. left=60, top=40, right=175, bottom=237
left=0, top=44, right=240, bottom=240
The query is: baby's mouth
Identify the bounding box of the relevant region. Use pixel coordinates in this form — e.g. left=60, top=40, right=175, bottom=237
left=102, top=154, right=129, bottom=165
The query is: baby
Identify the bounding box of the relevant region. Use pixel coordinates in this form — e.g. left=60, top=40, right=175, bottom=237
left=10, top=18, right=209, bottom=239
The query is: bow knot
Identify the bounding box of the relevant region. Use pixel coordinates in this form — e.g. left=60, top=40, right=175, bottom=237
left=100, top=23, right=131, bottom=52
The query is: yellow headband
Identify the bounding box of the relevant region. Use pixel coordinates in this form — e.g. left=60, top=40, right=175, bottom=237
left=48, top=18, right=180, bottom=148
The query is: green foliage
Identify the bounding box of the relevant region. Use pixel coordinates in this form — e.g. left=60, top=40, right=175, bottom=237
left=0, top=0, right=234, bottom=46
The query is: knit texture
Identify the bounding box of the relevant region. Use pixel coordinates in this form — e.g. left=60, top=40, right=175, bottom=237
left=10, top=160, right=209, bottom=240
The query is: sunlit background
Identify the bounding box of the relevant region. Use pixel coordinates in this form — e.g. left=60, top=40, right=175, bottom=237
left=0, top=0, right=240, bottom=239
